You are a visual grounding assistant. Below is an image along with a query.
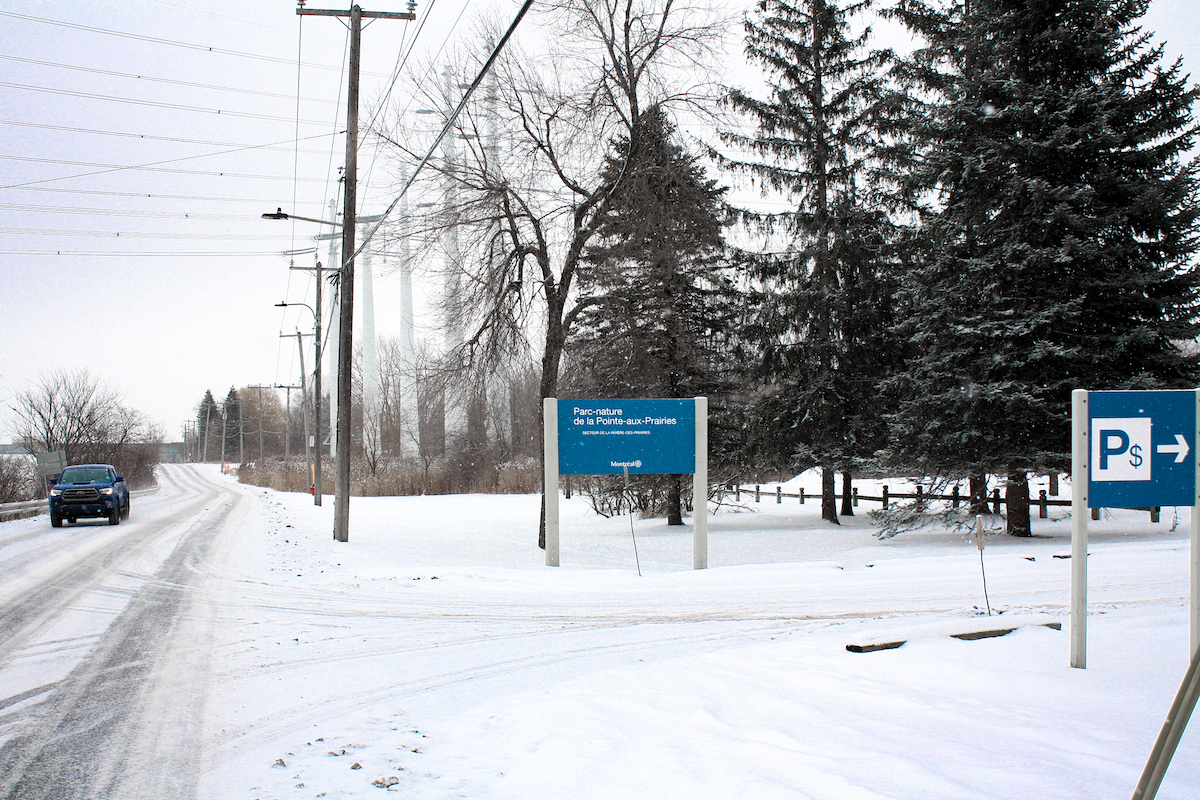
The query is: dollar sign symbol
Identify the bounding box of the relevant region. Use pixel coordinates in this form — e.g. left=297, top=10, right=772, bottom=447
left=1130, top=443, right=1144, bottom=468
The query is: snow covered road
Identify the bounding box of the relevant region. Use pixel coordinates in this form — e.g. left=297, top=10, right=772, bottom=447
left=0, top=464, right=245, bottom=799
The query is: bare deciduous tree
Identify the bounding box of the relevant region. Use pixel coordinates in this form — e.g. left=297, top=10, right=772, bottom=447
left=377, top=0, right=730, bottom=545
left=10, top=368, right=164, bottom=487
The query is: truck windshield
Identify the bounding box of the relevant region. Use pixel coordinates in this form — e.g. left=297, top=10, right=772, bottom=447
left=59, top=467, right=110, bottom=483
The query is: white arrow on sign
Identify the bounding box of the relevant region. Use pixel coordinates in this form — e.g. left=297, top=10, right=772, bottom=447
left=1157, top=434, right=1191, bottom=463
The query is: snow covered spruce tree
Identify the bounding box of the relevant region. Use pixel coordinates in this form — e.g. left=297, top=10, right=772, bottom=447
left=719, top=0, right=904, bottom=524
left=883, top=0, right=1200, bottom=534
left=564, top=105, right=736, bottom=525
left=222, top=387, right=242, bottom=465
left=196, top=389, right=221, bottom=463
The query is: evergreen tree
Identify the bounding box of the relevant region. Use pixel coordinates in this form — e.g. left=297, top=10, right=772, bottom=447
left=222, top=387, right=242, bottom=464
left=720, top=0, right=902, bottom=523
left=567, top=106, right=736, bottom=524
left=196, top=390, right=221, bottom=463
left=885, top=0, right=1200, bottom=534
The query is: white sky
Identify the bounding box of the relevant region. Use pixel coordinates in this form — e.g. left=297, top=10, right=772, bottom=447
left=0, top=0, right=1197, bottom=442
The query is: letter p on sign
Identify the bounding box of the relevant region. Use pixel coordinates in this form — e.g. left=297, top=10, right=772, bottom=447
left=1092, top=417, right=1152, bottom=481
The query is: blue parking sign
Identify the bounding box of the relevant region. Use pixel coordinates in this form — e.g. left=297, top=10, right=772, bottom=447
left=1088, top=390, right=1196, bottom=508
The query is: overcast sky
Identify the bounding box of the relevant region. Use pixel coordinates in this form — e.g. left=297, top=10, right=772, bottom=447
left=0, top=0, right=1197, bottom=443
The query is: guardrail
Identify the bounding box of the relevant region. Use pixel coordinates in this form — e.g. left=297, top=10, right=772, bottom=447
left=0, top=499, right=47, bottom=522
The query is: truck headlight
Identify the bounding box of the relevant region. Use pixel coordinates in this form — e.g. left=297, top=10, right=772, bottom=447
left=49, top=489, right=62, bottom=497
left=99, top=487, right=114, bottom=495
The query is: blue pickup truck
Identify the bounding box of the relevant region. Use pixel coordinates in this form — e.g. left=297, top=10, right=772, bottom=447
left=48, top=464, right=131, bottom=527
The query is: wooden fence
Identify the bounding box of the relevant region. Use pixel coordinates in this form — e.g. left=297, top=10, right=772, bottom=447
left=725, top=482, right=1162, bottom=522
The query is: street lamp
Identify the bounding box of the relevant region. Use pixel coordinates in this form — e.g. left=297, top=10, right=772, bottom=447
left=262, top=208, right=343, bottom=227
left=276, top=299, right=324, bottom=506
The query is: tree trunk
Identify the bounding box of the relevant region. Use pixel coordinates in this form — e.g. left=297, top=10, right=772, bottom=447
left=821, top=466, right=839, bottom=524
left=969, top=474, right=989, bottom=515
left=667, top=475, right=683, bottom=525
left=840, top=470, right=854, bottom=517
left=1005, top=471, right=1031, bottom=536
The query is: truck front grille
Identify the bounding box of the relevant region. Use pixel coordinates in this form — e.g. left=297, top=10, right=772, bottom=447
left=62, top=488, right=100, bottom=503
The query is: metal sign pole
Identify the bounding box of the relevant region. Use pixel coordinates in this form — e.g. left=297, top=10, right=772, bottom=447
left=1071, top=389, right=1089, bottom=668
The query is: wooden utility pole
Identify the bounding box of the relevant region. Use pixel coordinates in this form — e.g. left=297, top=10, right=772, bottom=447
left=281, top=330, right=314, bottom=489
left=298, top=2, right=415, bottom=542
left=247, top=385, right=270, bottom=463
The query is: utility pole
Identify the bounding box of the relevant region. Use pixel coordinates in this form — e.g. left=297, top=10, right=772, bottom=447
left=247, top=385, right=271, bottom=463
left=281, top=330, right=313, bottom=491
left=288, top=253, right=329, bottom=506
left=298, top=1, right=415, bottom=542
left=202, top=403, right=212, bottom=463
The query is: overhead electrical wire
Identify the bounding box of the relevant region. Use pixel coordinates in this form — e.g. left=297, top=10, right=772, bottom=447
left=0, top=202, right=254, bottom=221
left=0, top=10, right=390, bottom=77
left=0, top=227, right=291, bottom=240
left=1, top=129, right=346, bottom=191
left=0, top=155, right=330, bottom=189
left=356, top=0, right=463, bottom=209
left=349, top=0, right=537, bottom=266
left=0, top=119, right=332, bottom=154
left=4, top=185, right=328, bottom=205
left=0, top=54, right=340, bottom=106
left=0, top=249, right=300, bottom=257
left=0, top=81, right=332, bottom=125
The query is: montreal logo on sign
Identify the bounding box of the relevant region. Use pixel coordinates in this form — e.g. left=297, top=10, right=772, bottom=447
left=610, top=460, right=643, bottom=469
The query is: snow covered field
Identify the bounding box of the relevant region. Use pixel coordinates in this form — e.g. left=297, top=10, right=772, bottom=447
left=191, top=468, right=1198, bottom=799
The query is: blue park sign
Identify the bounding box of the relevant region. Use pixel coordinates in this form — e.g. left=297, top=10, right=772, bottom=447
left=557, top=399, right=696, bottom=475
left=1088, top=390, right=1196, bottom=508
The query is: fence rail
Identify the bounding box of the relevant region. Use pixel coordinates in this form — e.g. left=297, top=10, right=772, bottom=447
left=725, top=482, right=1161, bottom=522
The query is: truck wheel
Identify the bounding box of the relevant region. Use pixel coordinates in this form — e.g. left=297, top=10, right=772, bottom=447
left=50, top=514, right=62, bottom=528
left=108, top=508, right=120, bottom=525
left=122, top=500, right=131, bottom=520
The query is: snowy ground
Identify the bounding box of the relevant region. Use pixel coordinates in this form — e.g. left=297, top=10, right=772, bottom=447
left=184, top=468, right=1199, bottom=799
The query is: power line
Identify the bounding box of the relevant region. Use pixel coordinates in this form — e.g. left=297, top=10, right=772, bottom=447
left=0, top=227, right=291, bottom=240
left=0, top=9, right=392, bottom=78
left=0, top=54, right=340, bottom=106
left=0, top=249, right=295, bottom=257
left=0, top=81, right=332, bottom=125
left=0, top=155, right=330, bottom=190
left=0, top=202, right=254, bottom=221
left=0, top=118, right=333, bottom=154
left=2, top=185, right=328, bottom=205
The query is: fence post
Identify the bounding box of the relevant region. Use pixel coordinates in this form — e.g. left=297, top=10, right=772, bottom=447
left=755, top=485, right=760, bottom=503
left=916, top=485, right=924, bottom=506
left=799, top=487, right=804, bottom=504
left=1049, top=473, right=1059, bottom=496
left=952, top=484, right=960, bottom=508
left=1092, top=507, right=1100, bottom=520
left=776, top=486, right=782, bottom=504
left=992, top=488, right=1002, bottom=515
left=735, top=485, right=741, bottom=501
left=1152, top=507, right=1160, bottom=523
left=852, top=487, right=858, bottom=507
left=1039, top=490, right=1048, bottom=519
left=882, top=486, right=889, bottom=509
